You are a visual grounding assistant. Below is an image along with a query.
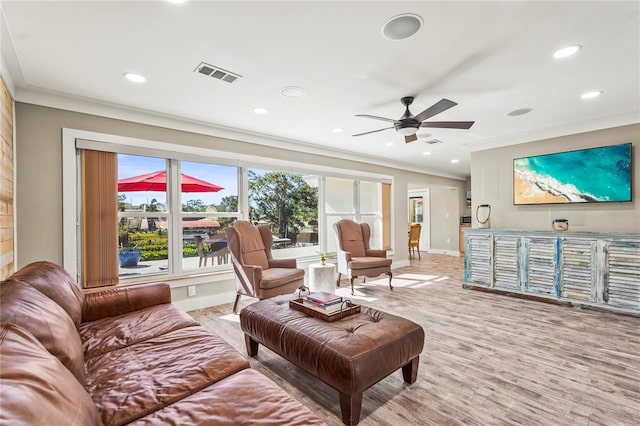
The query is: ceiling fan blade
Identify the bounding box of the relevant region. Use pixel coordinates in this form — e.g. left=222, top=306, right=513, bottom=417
left=355, top=114, right=396, bottom=123
left=405, top=134, right=418, bottom=143
left=413, top=98, right=458, bottom=123
left=421, top=121, right=475, bottom=129
left=352, top=127, right=394, bottom=137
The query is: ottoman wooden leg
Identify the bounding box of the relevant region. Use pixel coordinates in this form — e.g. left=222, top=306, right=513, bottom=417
left=402, top=356, right=419, bottom=384
left=339, top=391, right=362, bottom=426
left=244, top=334, right=259, bottom=357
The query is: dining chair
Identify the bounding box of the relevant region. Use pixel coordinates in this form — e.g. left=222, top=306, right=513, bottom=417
left=408, top=223, right=422, bottom=260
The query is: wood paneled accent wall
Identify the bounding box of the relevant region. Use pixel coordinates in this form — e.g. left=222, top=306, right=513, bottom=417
left=1, top=79, right=14, bottom=279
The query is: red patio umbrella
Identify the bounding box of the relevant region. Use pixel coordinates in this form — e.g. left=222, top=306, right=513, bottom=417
left=117, top=170, right=224, bottom=192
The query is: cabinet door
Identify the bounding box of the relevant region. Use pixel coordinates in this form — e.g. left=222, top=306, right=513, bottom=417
left=524, top=237, right=557, bottom=295
left=604, top=241, right=640, bottom=310
left=493, top=236, right=520, bottom=289
left=559, top=238, right=596, bottom=302
left=465, top=234, right=492, bottom=286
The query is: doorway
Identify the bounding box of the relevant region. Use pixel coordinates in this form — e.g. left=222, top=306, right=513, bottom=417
left=408, top=189, right=430, bottom=252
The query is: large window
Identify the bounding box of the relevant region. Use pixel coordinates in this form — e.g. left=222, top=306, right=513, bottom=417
left=115, top=154, right=239, bottom=281
left=179, top=161, right=238, bottom=271
left=325, top=177, right=386, bottom=253
left=71, top=131, right=391, bottom=287
left=248, top=169, right=319, bottom=258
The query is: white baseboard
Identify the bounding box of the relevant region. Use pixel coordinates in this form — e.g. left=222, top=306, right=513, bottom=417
left=427, top=249, right=461, bottom=257
left=173, top=291, right=236, bottom=313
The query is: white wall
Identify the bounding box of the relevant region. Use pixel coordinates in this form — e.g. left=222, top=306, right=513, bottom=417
left=470, top=124, right=640, bottom=232
left=14, top=102, right=466, bottom=308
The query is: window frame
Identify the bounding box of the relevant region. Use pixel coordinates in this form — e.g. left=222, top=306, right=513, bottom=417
left=63, top=128, right=394, bottom=285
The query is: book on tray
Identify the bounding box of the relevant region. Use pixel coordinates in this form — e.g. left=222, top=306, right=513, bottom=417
left=303, top=292, right=345, bottom=314
left=306, top=291, right=342, bottom=306
left=302, top=299, right=345, bottom=314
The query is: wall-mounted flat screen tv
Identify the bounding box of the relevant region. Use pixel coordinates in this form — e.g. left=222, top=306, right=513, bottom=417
left=513, top=143, right=632, bottom=205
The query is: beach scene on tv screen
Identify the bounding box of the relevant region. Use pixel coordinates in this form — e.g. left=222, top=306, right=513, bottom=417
left=513, top=143, right=632, bottom=205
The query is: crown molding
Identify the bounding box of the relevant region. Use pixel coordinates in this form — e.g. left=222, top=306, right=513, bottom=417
left=15, top=86, right=467, bottom=181
left=467, top=111, right=640, bottom=152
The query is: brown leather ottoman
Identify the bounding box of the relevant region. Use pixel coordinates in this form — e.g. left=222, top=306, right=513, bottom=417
left=240, top=295, right=425, bottom=425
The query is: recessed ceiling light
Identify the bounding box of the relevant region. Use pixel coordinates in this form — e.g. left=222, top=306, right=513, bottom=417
left=507, top=108, right=533, bottom=116
left=385, top=142, right=395, bottom=146
left=253, top=107, right=268, bottom=114
left=553, top=44, right=582, bottom=59
left=280, top=86, right=307, bottom=98
left=332, top=128, right=343, bottom=133
left=451, top=159, right=460, bottom=164
left=123, top=72, right=146, bottom=83
left=581, top=91, right=603, bottom=100
left=166, top=0, right=188, bottom=4
left=382, top=13, right=423, bottom=40
left=422, top=151, right=431, bottom=156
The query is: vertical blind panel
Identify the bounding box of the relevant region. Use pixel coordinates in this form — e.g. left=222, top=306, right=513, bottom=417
left=81, top=149, right=119, bottom=288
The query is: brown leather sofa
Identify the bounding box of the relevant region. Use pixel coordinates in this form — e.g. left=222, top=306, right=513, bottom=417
left=0, top=261, right=323, bottom=425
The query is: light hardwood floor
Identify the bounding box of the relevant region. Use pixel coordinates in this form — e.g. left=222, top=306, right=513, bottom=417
left=189, top=253, right=640, bottom=425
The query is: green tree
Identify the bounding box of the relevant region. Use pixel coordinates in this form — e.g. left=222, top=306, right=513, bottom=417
left=182, top=199, right=206, bottom=212
left=218, top=195, right=238, bottom=212
left=248, top=171, right=317, bottom=238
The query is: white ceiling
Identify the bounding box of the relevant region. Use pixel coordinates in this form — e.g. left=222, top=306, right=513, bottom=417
left=2, top=1, right=639, bottom=179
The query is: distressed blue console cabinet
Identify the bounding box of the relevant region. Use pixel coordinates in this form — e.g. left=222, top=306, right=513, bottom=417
left=464, top=229, right=640, bottom=314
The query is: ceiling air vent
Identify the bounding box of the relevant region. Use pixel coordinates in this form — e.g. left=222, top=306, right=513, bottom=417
left=194, top=62, right=242, bottom=83
left=424, top=139, right=444, bottom=145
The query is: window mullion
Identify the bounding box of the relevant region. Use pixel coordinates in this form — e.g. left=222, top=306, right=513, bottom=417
left=168, top=159, right=181, bottom=274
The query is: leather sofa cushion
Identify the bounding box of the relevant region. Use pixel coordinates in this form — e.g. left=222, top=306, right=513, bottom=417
left=0, top=323, right=100, bottom=425
left=260, top=267, right=305, bottom=290
left=7, top=261, right=85, bottom=328
left=80, top=303, right=199, bottom=359
left=0, top=281, right=86, bottom=385
left=85, top=325, right=250, bottom=426
left=129, top=368, right=325, bottom=426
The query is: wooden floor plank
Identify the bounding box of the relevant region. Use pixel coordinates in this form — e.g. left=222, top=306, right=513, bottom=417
left=189, top=253, right=640, bottom=425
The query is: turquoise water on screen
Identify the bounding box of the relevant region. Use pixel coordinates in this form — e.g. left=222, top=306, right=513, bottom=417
left=514, top=143, right=632, bottom=202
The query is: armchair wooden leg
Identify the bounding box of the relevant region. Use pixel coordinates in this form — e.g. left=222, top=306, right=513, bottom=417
left=350, top=277, right=355, bottom=295
left=387, top=271, right=393, bottom=290
left=232, top=294, right=241, bottom=314
left=417, top=248, right=421, bottom=260
left=336, top=272, right=341, bottom=287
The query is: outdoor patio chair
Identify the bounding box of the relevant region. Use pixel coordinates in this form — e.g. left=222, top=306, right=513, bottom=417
left=334, top=219, right=393, bottom=295
left=194, top=235, right=216, bottom=267
left=226, top=221, right=304, bottom=314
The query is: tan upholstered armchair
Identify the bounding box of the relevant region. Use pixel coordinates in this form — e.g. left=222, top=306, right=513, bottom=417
left=333, top=219, right=393, bottom=295
left=226, top=221, right=304, bottom=313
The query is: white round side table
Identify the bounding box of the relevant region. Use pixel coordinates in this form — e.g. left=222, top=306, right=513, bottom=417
left=308, top=263, right=336, bottom=293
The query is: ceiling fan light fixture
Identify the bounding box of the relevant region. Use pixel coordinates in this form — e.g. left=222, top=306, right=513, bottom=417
left=396, top=126, right=418, bottom=136
left=382, top=13, right=423, bottom=41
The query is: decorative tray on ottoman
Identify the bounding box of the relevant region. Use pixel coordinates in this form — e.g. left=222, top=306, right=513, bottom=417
left=289, top=298, right=361, bottom=322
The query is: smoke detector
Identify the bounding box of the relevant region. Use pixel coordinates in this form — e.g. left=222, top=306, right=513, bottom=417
left=194, top=62, right=242, bottom=83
